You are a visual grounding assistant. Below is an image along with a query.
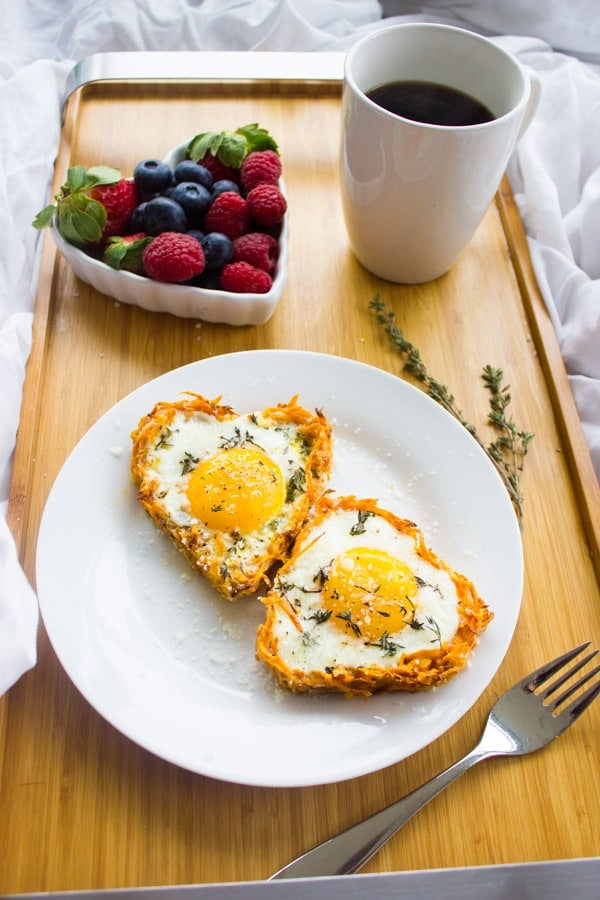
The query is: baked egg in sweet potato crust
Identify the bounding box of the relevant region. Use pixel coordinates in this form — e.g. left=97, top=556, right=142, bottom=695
left=256, top=494, right=493, bottom=697
left=131, top=393, right=332, bottom=599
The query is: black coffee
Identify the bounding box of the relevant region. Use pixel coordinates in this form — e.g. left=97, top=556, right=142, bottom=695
left=366, top=80, right=495, bottom=126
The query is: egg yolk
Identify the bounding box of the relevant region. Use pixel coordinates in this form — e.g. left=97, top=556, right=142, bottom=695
left=186, top=447, right=285, bottom=534
left=322, top=546, right=418, bottom=641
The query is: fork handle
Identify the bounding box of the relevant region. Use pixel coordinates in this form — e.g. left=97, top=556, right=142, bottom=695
left=270, top=745, right=493, bottom=879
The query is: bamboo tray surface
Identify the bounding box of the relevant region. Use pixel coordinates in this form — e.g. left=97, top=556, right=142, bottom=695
left=3, top=55, right=600, bottom=893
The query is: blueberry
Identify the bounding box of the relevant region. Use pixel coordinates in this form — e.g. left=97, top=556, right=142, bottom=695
left=187, top=228, right=205, bottom=244
left=144, top=196, right=187, bottom=234
left=174, top=160, right=213, bottom=190
left=170, top=182, right=212, bottom=227
left=193, top=269, right=222, bottom=290
left=212, top=179, right=240, bottom=199
left=201, top=232, right=233, bottom=270
left=133, top=159, right=173, bottom=196
left=130, top=201, right=148, bottom=232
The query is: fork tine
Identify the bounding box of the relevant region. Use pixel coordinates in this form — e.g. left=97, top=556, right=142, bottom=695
left=560, top=675, right=600, bottom=722
left=517, top=641, right=591, bottom=691
left=550, top=663, right=600, bottom=711
left=538, top=649, right=599, bottom=701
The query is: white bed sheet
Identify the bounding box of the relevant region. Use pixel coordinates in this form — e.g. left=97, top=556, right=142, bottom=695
left=1, top=0, right=598, bottom=695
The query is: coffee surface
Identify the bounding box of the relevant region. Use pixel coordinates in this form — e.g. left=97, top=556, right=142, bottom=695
left=367, top=80, right=495, bottom=126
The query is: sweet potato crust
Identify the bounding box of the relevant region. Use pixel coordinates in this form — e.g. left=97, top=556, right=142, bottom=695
left=130, top=393, right=332, bottom=599
left=256, top=494, right=493, bottom=696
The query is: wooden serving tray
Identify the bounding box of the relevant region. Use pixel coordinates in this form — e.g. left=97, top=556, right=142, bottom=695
left=3, top=54, right=600, bottom=893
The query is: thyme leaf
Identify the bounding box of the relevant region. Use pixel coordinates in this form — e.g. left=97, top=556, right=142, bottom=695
left=365, top=631, right=403, bottom=657
left=313, top=563, right=332, bottom=589
left=155, top=427, right=174, bottom=450
left=415, top=576, right=443, bottom=599
left=335, top=610, right=362, bottom=637
left=301, top=630, right=318, bottom=647
left=180, top=450, right=199, bottom=475
left=286, top=467, right=306, bottom=503
left=369, top=294, right=533, bottom=526
left=350, top=508, right=375, bottom=535
left=482, top=365, right=534, bottom=520
left=219, top=427, right=263, bottom=450
left=308, top=609, right=332, bottom=624
left=425, top=615, right=442, bottom=648
left=276, top=579, right=321, bottom=596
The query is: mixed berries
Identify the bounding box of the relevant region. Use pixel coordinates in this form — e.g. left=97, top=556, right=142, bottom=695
left=33, top=124, right=286, bottom=295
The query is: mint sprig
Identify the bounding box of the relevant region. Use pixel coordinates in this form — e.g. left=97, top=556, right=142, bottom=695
left=186, top=123, right=279, bottom=169
left=32, top=165, right=121, bottom=245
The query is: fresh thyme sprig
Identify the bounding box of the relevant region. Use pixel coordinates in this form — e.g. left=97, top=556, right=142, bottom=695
left=482, top=365, right=533, bottom=521
left=369, top=294, right=533, bottom=525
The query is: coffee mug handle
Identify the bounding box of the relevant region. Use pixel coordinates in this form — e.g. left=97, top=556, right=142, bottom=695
left=517, top=67, right=541, bottom=141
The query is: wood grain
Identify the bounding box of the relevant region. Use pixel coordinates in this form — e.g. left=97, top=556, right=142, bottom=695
left=2, top=75, right=599, bottom=893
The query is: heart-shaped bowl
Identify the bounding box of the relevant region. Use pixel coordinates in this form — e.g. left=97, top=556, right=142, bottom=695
left=50, top=142, right=289, bottom=326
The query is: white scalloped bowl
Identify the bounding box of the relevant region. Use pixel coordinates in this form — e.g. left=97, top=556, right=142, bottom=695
left=50, top=143, right=289, bottom=326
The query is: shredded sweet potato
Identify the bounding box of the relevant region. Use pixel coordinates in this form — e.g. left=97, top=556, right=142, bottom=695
left=256, top=494, right=493, bottom=696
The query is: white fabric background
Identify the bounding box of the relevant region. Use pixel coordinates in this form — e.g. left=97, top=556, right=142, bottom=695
left=1, top=0, right=599, bottom=695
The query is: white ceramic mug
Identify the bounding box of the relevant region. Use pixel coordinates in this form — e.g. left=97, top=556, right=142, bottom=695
left=340, top=23, right=540, bottom=283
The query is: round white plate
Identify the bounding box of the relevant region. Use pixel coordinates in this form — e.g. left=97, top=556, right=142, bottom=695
left=36, top=350, right=523, bottom=787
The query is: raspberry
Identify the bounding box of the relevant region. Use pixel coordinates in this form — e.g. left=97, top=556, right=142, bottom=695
left=232, top=232, right=278, bottom=273
left=198, top=152, right=239, bottom=185
left=142, top=232, right=205, bottom=282
left=246, top=184, right=287, bottom=228
left=240, top=150, right=282, bottom=193
left=204, top=191, right=250, bottom=239
left=220, top=261, right=273, bottom=294
left=89, top=178, right=139, bottom=238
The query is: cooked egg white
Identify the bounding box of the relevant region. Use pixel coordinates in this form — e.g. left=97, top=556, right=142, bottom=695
left=149, top=409, right=304, bottom=531
left=256, top=495, right=492, bottom=695
left=270, top=509, right=459, bottom=670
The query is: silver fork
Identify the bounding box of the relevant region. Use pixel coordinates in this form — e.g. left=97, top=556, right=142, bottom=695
left=270, top=642, right=600, bottom=880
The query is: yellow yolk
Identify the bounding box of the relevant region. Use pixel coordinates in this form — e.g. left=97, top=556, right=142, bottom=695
left=322, top=547, right=418, bottom=641
left=186, top=446, right=285, bottom=534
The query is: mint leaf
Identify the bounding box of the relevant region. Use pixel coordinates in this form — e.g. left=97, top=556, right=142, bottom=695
left=186, top=123, right=279, bottom=168
left=217, top=134, right=248, bottom=168
left=187, top=129, right=246, bottom=166
left=236, top=123, right=279, bottom=154
left=186, top=131, right=223, bottom=162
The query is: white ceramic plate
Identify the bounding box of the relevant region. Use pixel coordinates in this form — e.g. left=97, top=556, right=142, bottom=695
left=36, top=351, right=523, bottom=788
